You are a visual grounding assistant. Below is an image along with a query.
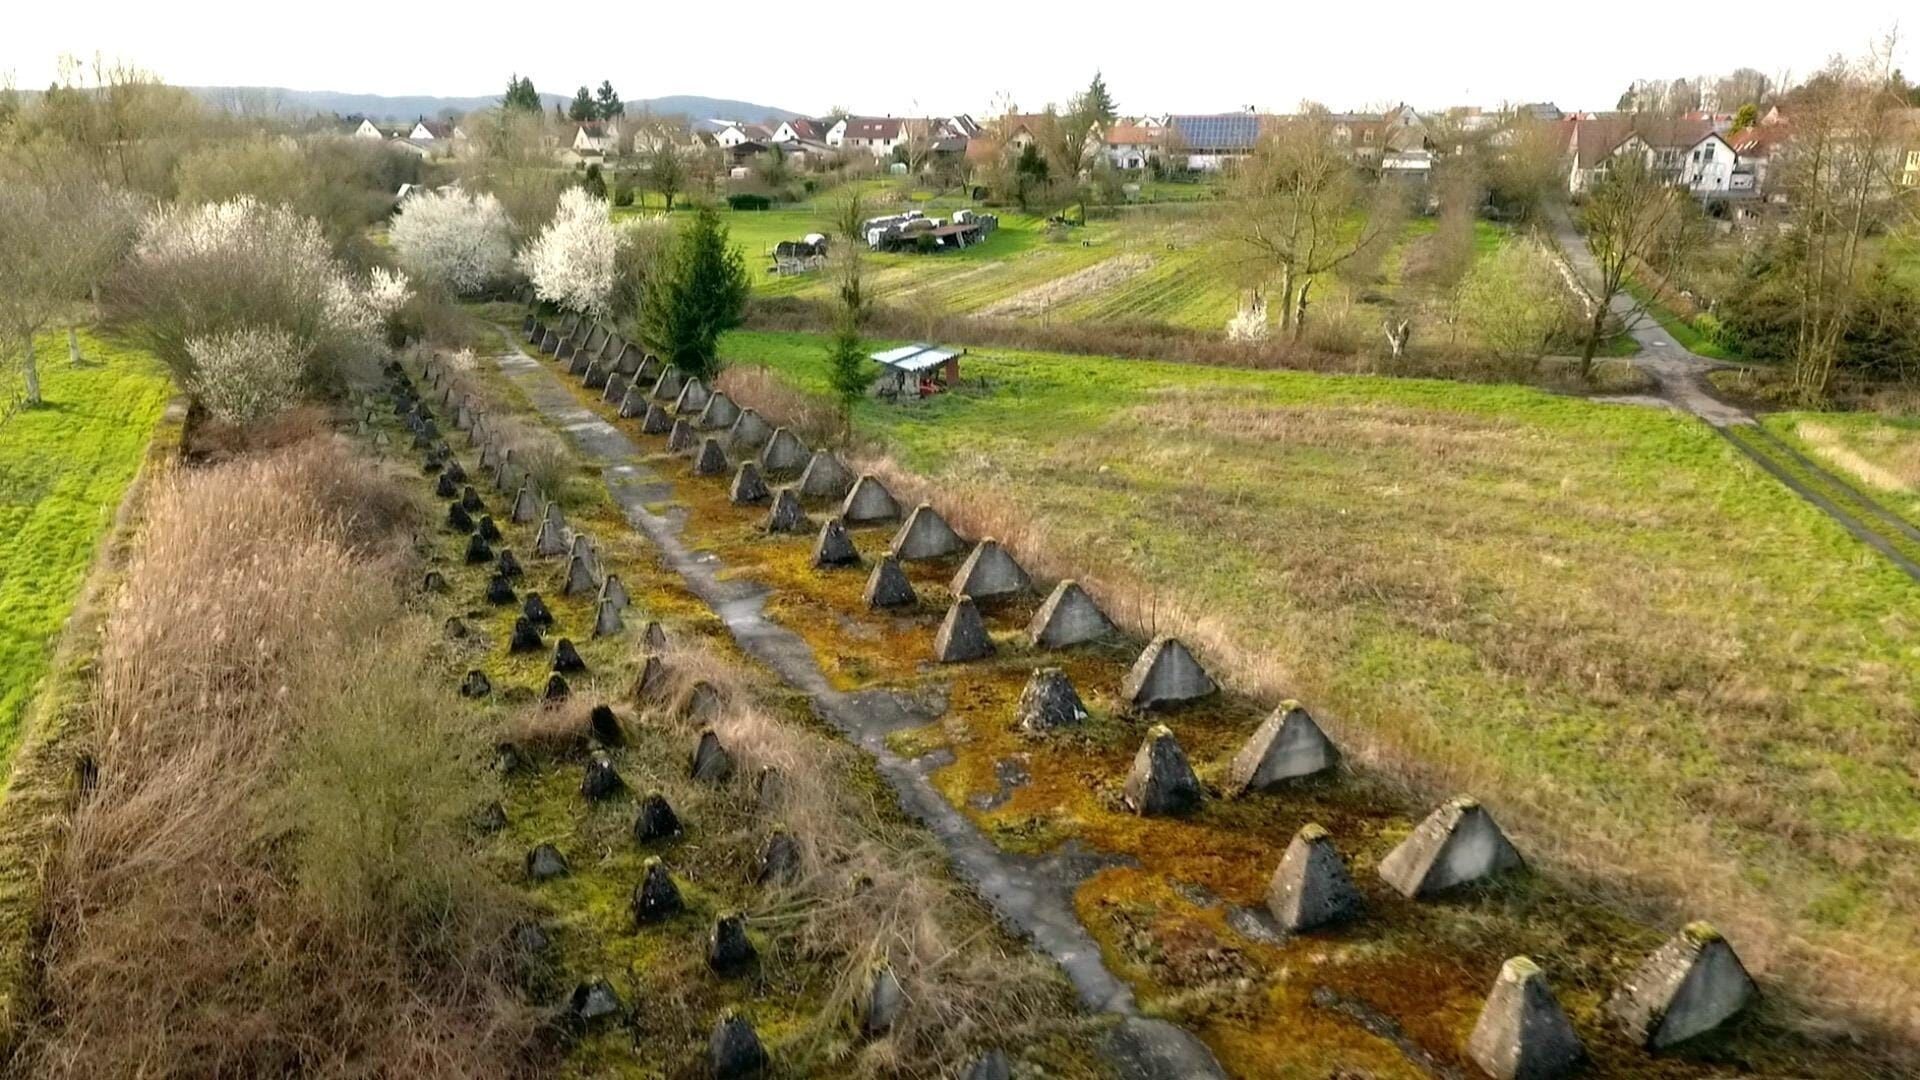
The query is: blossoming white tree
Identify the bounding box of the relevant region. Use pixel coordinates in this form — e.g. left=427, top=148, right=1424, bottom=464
left=517, top=188, right=625, bottom=317
left=389, top=189, right=514, bottom=296
left=185, top=327, right=304, bottom=423
left=116, top=196, right=411, bottom=412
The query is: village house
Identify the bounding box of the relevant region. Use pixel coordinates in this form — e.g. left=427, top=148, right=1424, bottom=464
left=1564, top=115, right=1746, bottom=198
left=713, top=121, right=774, bottom=150
left=572, top=119, right=622, bottom=157
left=1165, top=112, right=1268, bottom=171
left=1105, top=116, right=1167, bottom=170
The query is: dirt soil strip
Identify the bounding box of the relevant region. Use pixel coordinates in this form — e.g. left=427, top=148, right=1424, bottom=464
left=1718, top=425, right=1920, bottom=582
left=977, top=254, right=1154, bottom=319
left=488, top=333, right=1226, bottom=1080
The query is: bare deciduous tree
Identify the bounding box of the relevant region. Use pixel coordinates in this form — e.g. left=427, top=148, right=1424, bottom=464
left=1222, top=111, right=1402, bottom=339
left=0, top=169, right=141, bottom=407
left=1576, top=153, right=1698, bottom=378
left=1776, top=41, right=1911, bottom=402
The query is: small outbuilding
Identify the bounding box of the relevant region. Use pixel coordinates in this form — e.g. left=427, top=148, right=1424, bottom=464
left=871, top=343, right=965, bottom=399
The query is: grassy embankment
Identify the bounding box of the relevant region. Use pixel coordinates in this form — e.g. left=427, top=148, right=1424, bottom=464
left=714, top=329, right=1920, bottom=1051
left=0, top=332, right=173, bottom=767
left=1761, top=410, right=1920, bottom=520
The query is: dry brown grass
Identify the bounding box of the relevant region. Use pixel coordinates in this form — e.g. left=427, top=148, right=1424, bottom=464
left=13, top=437, right=536, bottom=1079
left=629, top=636, right=1091, bottom=1073
left=715, top=364, right=842, bottom=447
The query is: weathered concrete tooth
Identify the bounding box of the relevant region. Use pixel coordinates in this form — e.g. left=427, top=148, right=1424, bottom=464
left=706, top=913, right=756, bottom=976
left=526, top=842, right=569, bottom=881
left=535, top=517, right=568, bottom=557
left=618, top=384, right=649, bottom=418
left=697, top=390, right=740, bottom=430
left=811, top=517, right=860, bottom=567
left=728, top=408, right=774, bottom=453
left=693, top=437, right=731, bottom=477
left=633, top=353, right=661, bottom=383
left=522, top=592, right=554, bottom=627
left=459, top=669, right=491, bottom=698
left=484, top=573, right=515, bottom=605
left=708, top=1010, right=769, bottom=1079
left=673, top=376, right=710, bottom=416
left=1377, top=795, right=1525, bottom=898
left=465, top=532, right=494, bottom=564
left=759, top=427, right=809, bottom=473
left=1028, top=579, right=1114, bottom=648
left=556, top=337, right=576, bottom=363
left=497, top=549, right=524, bottom=579
left=796, top=450, right=854, bottom=501
left=1266, top=823, right=1364, bottom=932
left=567, top=978, right=622, bottom=1026
left=862, top=963, right=905, bottom=1037
left=564, top=552, right=601, bottom=596
left=950, top=538, right=1030, bottom=598
left=590, top=703, right=624, bottom=746
left=632, top=857, right=684, bottom=924
left=764, top=487, right=810, bottom=534
left=1607, top=921, right=1756, bottom=1051
left=633, top=653, right=668, bottom=704
left=1122, top=724, right=1203, bottom=816
left=602, top=372, right=629, bottom=404
left=889, top=503, right=966, bottom=561
left=1015, top=667, right=1088, bottom=733
left=1468, top=956, right=1585, bottom=1080
left=546, top=672, right=571, bottom=701
left=511, top=484, right=540, bottom=524
left=730, top=462, right=771, bottom=505
left=641, top=401, right=674, bottom=434
left=651, top=367, right=686, bottom=402
left=591, top=595, right=622, bottom=638
left=933, top=596, right=995, bottom=663
left=643, top=620, right=668, bottom=651
left=599, top=574, right=630, bottom=611
left=839, top=474, right=901, bottom=524
left=862, top=555, right=917, bottom=609
left=542, top=499, right=568, bottom=536
left=510, top=616, right=545, bottom=653
left=1120, top=636, right=1217, bottom=710
left=540, top=328, right=559, bottom=354
left=633, top=792, right=682, bottom=843
left=1224, top=701, right=1339, bottom=796
left=689, top=728, right=735, bottom=784
left=567, top=347, right=592, bottom=377
left=526, top=320, right=545, bottom=345
left=582, top=357, right=608, bottom=387
left=553, top=637, right=587, bottom=674
left=666, top=418, right=697, bottom=454
left=580, top=750, right=624, bottom=800
left=754, top=830, right=802, bottom=888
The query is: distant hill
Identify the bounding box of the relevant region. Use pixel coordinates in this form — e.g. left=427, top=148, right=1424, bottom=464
left=184, top=87, right=805, bottom=125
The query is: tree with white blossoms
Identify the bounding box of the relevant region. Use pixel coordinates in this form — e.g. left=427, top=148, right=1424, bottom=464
left=112, top=195, right=407, bottom=401
left=389, top=188, right=514, bottom=296
left=517, top=187, right=625, bottom=317
left=185, top=327, right=305, bottom=423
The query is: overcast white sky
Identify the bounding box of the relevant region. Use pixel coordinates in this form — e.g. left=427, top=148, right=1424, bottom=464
left=4, top=1, right=1913, bottom=116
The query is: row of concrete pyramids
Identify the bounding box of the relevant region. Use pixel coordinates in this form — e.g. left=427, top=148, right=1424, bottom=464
left=510, top=328, right=1762, bottom=1073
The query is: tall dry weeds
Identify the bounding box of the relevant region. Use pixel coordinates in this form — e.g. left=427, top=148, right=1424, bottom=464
left=15, top=437, right=535, bottom=1079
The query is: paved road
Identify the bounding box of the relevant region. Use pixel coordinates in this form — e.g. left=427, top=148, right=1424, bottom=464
left=1542, top=204, right=1752, bottom=427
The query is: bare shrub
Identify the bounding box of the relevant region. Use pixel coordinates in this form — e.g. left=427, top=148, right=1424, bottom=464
left=18, top=438, right=529, bottom=1078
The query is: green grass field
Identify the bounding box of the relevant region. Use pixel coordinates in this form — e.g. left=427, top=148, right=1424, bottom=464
left=720, top=328, right=1920, bottom=1022
left=0, top=332, right=172, bottom=766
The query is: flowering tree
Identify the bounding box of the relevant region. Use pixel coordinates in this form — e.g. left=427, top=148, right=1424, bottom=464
left=516, top=187, right=625, bottom=316
left=185, top=327, right=304, bottom=423
left=113, top=196, right=408, bottom=404
left=389, top=189, right=514, bottom=296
